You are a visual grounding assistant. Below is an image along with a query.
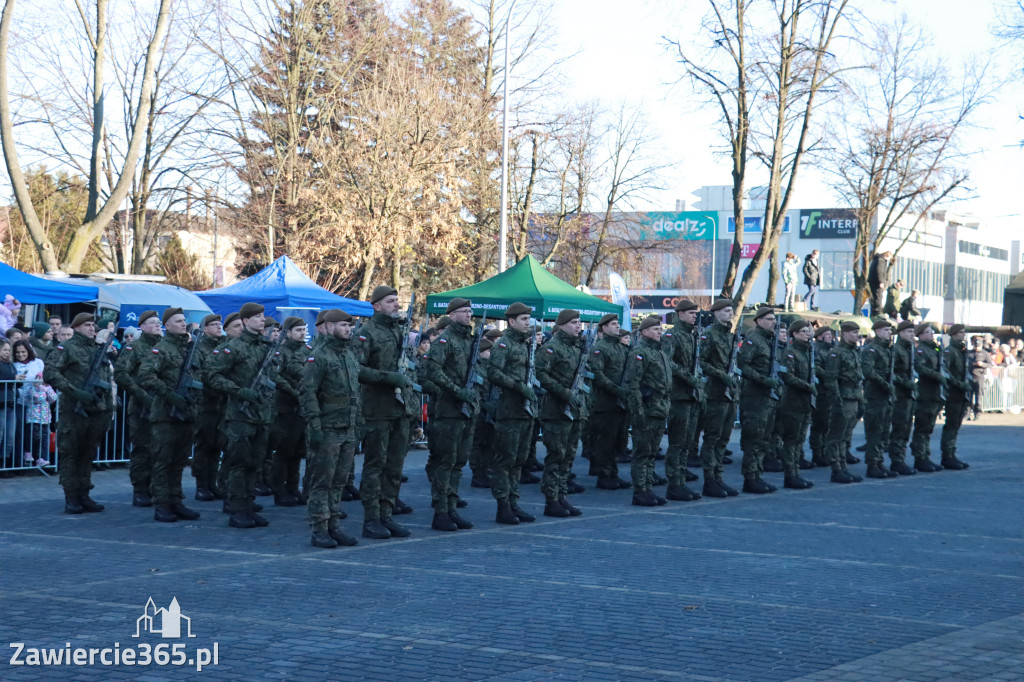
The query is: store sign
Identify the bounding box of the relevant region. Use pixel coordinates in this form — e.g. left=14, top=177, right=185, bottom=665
left=730, top=243, right=760, bottom=258
left=799, top=209, right=858, bottom=239
left=637, top=212, right=718, bottom=241
left=726, top=215, right=791, bottom=234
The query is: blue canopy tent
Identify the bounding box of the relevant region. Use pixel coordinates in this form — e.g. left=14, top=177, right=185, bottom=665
left=196, top=256, right=372, bottom=320
left=0, top=262, right=99, bottom=303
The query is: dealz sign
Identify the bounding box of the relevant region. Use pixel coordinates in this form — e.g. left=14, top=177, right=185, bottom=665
left=799, top=209, right=858, bottom=239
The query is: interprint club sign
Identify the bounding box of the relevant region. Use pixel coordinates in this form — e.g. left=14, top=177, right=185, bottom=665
left=799, top=209, right=858, bottom=239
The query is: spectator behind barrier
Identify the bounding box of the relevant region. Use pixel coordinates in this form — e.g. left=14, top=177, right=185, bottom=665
left=0, top=340, right=17, bottom=467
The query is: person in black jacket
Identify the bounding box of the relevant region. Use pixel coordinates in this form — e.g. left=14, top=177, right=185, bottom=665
left=0, top=340, right=18, bottom=468
left=866, top=251, right=893, bottom=317
left=899, top=290, right=921, bottom=321
left=802, top=251, right=820, bottom=311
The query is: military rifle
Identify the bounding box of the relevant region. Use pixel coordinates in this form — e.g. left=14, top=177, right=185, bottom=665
left=170, top=329, right=205, bottom=421
left=524, top=328, right=538, bottom=417
left=239, top=333, right=282, bottom=421
left=768, top=320, right=787, bottom=401
left=564, top=328, right=596, bottom=420
left=937, top=336, right=949, bottom=403
left=394, top=294, right=421, bottom=405
left=74, top=334, right=116, bottom=417
left=724, top=330, right=742, bottom=402
left=809, top=338, right=818, bottom=410
left=887, top=336, right=897, bottom=405
left=460, top=312, right=487, bottom=418
left=614, top=329, right=635, bottom=410
left=691, top=322, right=705, bottom=401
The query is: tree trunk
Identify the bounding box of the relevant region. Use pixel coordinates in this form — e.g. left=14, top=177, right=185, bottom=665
left=85, top=0, right=107, bottom=223
left=358, top=257, right=376, bottom=301
left=765, top=245, right=779, bottom=306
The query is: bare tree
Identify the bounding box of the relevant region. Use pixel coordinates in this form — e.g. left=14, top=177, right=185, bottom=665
left=0, top=0, right=173, bottom=272
left=825, top=18, right=985, bottom=312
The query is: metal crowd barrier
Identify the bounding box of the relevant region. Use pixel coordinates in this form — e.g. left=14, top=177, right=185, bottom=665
left=977, top=365, right=1024, bottom=414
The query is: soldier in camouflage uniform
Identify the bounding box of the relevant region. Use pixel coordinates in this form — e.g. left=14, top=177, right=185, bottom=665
left=208, top=302, right=279, bottom=528
left=626, top=315, right=672, bottom=506
left=351, top=285, right=415, bottom=540
left=809, top=326, right=834, bottom=467
left=138, top=308, right=203, bottom=523
left=737, top=306, right=784, bottom=494
left=887, top=320, right=918, bottom=475
left=486, top=302, right=538, bottom=525
left=424, top=298, right=480, bottom=531
left=776, top=320, right=815, bottom=490
left=823, top=321, right=864, bottom=484
left=114, top=309, right=162, bottom=507
left=469, top=329, right=502, bottom=488
left=699, top=299, right=740, bottom=498
left=909, top=323, right=946, bottom=472
left=300, top=309, right=361, bottom=548
left=268, top=317, right=312, bottom=506
left=861, top=319, right=897, bottom=478
left=939, top=324, right=971, bottom=470
left=192, top=314, right=224, bottom=501
left=763, top=326, right=789, bottom=474
left=44, top=313, right=114, bottom=514
left=662, top=301, right=703, bottom=501
left=536, top=309, right=586, bottom=518
left=211, top=312, right=244, bottom=498
left=587, top=314, right=632, bottom=491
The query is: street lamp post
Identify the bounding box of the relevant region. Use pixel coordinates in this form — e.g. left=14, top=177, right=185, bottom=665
left=498, top=0, right=519, bottom=273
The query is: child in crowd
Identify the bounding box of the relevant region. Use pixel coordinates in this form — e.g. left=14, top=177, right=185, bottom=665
left=19, top=371, right=55, bottom=467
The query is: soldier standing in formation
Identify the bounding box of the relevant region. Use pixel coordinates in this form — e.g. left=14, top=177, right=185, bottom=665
left=535, top=309, right=586, bottom=518
left=808, top=326, right=834, bottom=467
left=861, top=319, right=896, bottom=479
left=662, top=300, right=702, bottom=501
left=351, top=286, right=414, bottom=540
left=626, top=315, right=672, bottom=506
left=824, top=321, right=864, bottom=484
left=776, top=320, right=816, bottom=490
left=737, top=306, right=783, bottom=494
left=45, top=313, right=113, bottom=514
left=699, top=299, right=740, bottom=498
left=192, top=314, right=224, bottom=501
left=138, top=308, right=202, bottom=523
left=208, top=302, right=278, bottom=528
left=114, top=309, right=162, bottom=507
left=469, top=329, right=502, bottom=489
left=423, top=298, right=479, bottom=531
left=268, top=317, right=311, bottom=506
left=300, top=309, right=361, bottom=548
left=940, top=325, right=971, bottom=470
left=888, top=320, right=918, bottom=475
left=909, top=323, right=946, bottom=473
left=487, top=302, right=537, bottom=525
left=588, top=314, right=632, bottom=491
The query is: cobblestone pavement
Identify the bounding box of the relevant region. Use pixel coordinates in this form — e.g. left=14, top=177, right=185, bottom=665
left=1, top=415, right=1022, bottom=680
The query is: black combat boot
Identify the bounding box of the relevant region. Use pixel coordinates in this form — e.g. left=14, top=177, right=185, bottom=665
left=914, top=457, right=942, bottom=473
left=684, top=469, right=700, bottom=482
left=596, top=477, right=620, bottom=490
left=762, top=458, right=784, bottom=473
left=866, top=465, right=892, bottom=479
left=274, top=492, right=300, bottom=507
left=742, top=477, right=773, bottom=494
left=511, top=503, right=535, bottom=523
left=79, top=496, right=105, bottom=513
left=342, top=482, right=361, bottom=501
left=631, top=490, right=658, bottom=507
left=194, top=488, right=216, bottom=502
left=154, top=505, right=178, bottom=522
left=132, top=492, right=153, bottom=507
left=811, top=451, right=830, bottom=467
left=393, top=498, right=413, bottom=515
left=381, top=516, right=411, bottom=537
left=250, top=511, right=269, bottom=526
left=559, top=497, right=582, bottom=516
left=566, top=479, right=586, bottom=494
left=543, top=499, right=570, bottom=517
left=941, top=456, right=969, bottom=471
left=362, top=519, right=391, bottom=539
left=783, top=475, right=813, bottom=490
left=456, top=497, right=468, bottom=508
left=254, top=482, right=273, bottom=496
left=650, top=472, right=668, bottom=486
left=666, top=484, right=701, bottom=501
left=830, top=469, right=860, bottom=484
left=520, top=470, right=541, bottom=484
left=431, top=511, right=458, bottom=532
left=293, top=489, right=308, bottom=505
left=311, top=524, right=338, bottom=548
left=718, top=479, right=739, bottom=496
left=449, top=509, right=474, bottom=529
left=495, top=500, right=520, bottom=525
left=702, top=478, right=729, bottom=498
left=229, top=510, right=256, bottom=528
left=798, top=457, right=815, bottom=470
left=64, top=492, right=84, bottom=514
left=171, top=501, right=201, bottom=520
left=327, top=522, right=358, bottom=546
left=846, top=451, right=861, bottom=464
left=856, top=443, right=867, bottom=452
left=889, top=461, right=915, bottom=476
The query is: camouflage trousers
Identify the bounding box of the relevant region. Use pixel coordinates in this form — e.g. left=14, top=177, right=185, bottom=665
left=360, top=418, right=409, bottom=520
left=269, top=412, right=306, bottom=496
left=57, top=410, right=111, bottom=497
left=589, top=410, right=627, bottom=480
left=490, top=418, right=533, bottom=504
left=862, top=392, right=893, bottom=469
left=739, top=395, right=777, bottom=478
left=128, top=412, right=153, bottom=495
left=425, top=417, right=474, bottom=513
left=540, top=418, right=582, bottom=501
left=666, top=400, right=700, bottom=486
left=910, top=401, right=942, bottom=462
left=888, top=396, right=915, bottom=465
left=191, top=407, right=221, bottom=491
left=631, top=417, right=665, bottom=493
left=469, top=415, right=494, bottom=476
left=224, top=420, right=271, bottom=512
left=808, top=398, right=832, bottom=459
left=776, top=408, right=810, bottom=476
left=826, top=399, right=859, bottom=473
left=700, top=400, right=735, bottom=479
left=940, top=395, right=968, bottom=460
left=150, top=421, right=197, bottom=506
left=307, top=426, right=355, bottom=529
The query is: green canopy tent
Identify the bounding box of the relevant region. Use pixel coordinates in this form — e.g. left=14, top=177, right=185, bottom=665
left=426, top=255, right=623, bottom=322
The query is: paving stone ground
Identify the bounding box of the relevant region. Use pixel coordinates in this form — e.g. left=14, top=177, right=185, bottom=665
left=1, top=414, right=1022, bottom=681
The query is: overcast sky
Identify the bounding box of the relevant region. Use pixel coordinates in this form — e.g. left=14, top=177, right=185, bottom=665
left=541, top=0, right=1024, bottom=233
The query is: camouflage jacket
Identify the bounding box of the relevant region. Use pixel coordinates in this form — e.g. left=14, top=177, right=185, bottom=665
left=825, top=340, right=863, bottom=401
left=738, top=326, right=776, bottom=398
left=485, top=327, right=533, bottom=421
left=700, top=321, right=736, bottom=401
left=914, top=340, right=946, bottom=404
left=626, top=335, right=672, bottom=423
left=944, top=340, right=971, bottom=397
left=351, top=312, right=413, bottom=420
left=44, top=331, right=114, bottom=414
left=299, top=334, right=362, bottom=430
left=860, top=336, right=894, bottom=399
left=664, top=322, right=702, bottom=403
left=535, top=328, right=584, bottom=422
left=425, top=321, right=477, bottom=420
left=138, top=331, right=200, bottom=423
left=114, top=331, right=162, bottom=415
left=589, top=334, right=629, bottom=413
left=207, top=328, right=279, bottom=424
left=274, top=337, right=311, bottom=415
left=779, top=339, right=815, bottom=413
left=892, top=337, right=917, bottom=399
left=196, top=333, right=224, bottom=412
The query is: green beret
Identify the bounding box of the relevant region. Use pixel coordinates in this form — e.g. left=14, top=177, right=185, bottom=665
left=223, top=312, right=241, bottom=328
left=485, top=328, right=503, bottom=340
left=436, top=315, right=451, bottom=331
left=948, top=324, right=965, bottom=336
left=479, top=339, right=493, bottom=352
left=914, top=322, right=934, bottom=336
left=753, top=306, right=776, bottom=321
left=201, top=314, right=222, bottom=327
left=239, top=302, right=265, bottom=319
left=446, top=297, right=472, bottom=313
left=788, top=320, right=811, bottom=336
left=597, top=313, right=619, bottom=328
left=505, top=302, right=532, bottom=318
left=71, top=313, right=95, bottom=328
left=710, top=298, right=734, bottom=312
left=315, top=310, right=328, bottom=326
left=322, top=309, right=352, bottom=324
left=840, top=321, right=861, bottom=333
left=32, top=321, right=50, bottom=337
left=674, top=299, right=698, bottom=313
left=283, top=316, right=305, bottom=331
left=638, top=314, right=662, bottom=331
left=162, top=307, right=184, bottom=324
left=896, top=320, right=915, bottom=333
left=138, top=310, right=159, bottom=325
left=813, top=325, right=832, bottom=339
left=370, top=285, right=397, bottom=304
left=872, top=318, right=892, bottom=331
left=555, top=309, right=581, bottom=325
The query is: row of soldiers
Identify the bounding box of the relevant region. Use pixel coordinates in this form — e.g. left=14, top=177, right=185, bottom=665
left=42, top=289, right=971, bottom=548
